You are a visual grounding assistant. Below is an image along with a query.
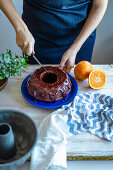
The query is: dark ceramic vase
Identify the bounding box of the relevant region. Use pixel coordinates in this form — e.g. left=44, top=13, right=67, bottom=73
left=0, top=78, right=8, bottom=91
left=0, top=123, right=16, bottom=160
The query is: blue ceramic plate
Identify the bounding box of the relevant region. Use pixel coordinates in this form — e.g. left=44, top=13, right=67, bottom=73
left=21, top=74, right=78, bottom=109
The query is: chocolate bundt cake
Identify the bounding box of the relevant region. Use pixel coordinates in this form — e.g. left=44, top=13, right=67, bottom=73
left=27, top=66, right=72, bottom=102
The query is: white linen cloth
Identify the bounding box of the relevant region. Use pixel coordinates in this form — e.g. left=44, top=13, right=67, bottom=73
left=30, top=108, right=71, bottom=170
left=30, top=93, right=113, bottom=170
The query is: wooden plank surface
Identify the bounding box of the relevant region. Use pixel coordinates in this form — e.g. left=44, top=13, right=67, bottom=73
left=0, top=64, right=113, bottom=158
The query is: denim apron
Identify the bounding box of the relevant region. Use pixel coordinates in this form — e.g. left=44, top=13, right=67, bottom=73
left=22, top=0, right=96, bottom=64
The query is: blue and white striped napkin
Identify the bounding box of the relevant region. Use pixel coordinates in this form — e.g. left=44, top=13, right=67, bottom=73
left=64, top=93, right=113, bottom=141
left=30, top=93, right=113, bottom=170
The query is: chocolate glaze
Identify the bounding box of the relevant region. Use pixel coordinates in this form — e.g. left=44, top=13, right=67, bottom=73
left=27, top=66, right=72, bottom=102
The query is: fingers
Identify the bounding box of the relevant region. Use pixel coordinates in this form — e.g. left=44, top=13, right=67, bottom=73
left=19, top=40, right=35, bottom=56
left=60, top=58, right=74, bottom=73
left=63, top=61, right=74, bottom=73
left=24, top=42, right=33, bottom=56
left=63, top=65, right=72, bottom=73
left=16, top=27, right=35, bottom=56
left=59, top=55, right=67, bottom=69
left=59, top=51, right=75, bottom=73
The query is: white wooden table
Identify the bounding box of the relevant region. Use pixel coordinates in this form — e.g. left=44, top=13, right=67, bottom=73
left=0, top=64, right=113, bottom=162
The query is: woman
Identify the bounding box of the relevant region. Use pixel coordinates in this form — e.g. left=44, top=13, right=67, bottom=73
left=0, top=0, right=108, bottom=73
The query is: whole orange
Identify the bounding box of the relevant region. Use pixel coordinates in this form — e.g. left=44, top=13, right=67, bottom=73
left=74, top=61, right=93, bottom=80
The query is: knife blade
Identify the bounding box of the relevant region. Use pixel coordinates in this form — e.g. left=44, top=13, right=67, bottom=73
left=32, top=55, right=48, bottom=72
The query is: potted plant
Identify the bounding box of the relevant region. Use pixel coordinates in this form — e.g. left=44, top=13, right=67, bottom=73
left=0, top=50, right=28, bottom=91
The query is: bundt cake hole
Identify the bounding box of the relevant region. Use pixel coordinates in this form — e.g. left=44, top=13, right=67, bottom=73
left=42, top=73, right=57, bottom=84
left=0, top=124, right=10, bottom=135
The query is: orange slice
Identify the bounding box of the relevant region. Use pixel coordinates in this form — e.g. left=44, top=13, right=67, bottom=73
left=88, top=69, right=107, bottom=89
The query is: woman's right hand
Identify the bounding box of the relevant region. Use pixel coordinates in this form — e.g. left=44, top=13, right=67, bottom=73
left=0, top=0, right=35, bottom=56
left=16, top=26, right=35, bottom=56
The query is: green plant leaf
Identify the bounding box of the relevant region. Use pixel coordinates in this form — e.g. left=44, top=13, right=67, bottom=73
left=5, top=69, right=10, bottom=78
left=0, top=74, right=5, bottom=80
left=24, top=54, right=28, bottom=59
left=0, top=53, right=3, bottom=61
left=12, top=58, right=16, bottom=63
left=1, top=68, right=5, bottom=75
left=16, top=68, right=21, bottom=76
left=13, top=61, right=21, bottom=69
left=6, top=49, right=12, bottom=56
left=6, top=62, right=11, bottom=68
left=15, top=55, right=19, bottom=58
left=22, top=65, right=27, bottom=69
left=4, top=53, right=11, bottom=63
left=1, top=65, right=5, bottom=69
left=11, top=70, right=15, bottom=77
left=20, top=58, right=27, bottom=65
left=0, top=62, right=3, bottom=67
left=0, top=50, right=27, bottom=79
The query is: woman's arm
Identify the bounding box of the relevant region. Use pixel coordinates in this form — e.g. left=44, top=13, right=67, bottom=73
left=59, top=0, right=108, bottom=73
left=0, top=0, right=35, bottom=55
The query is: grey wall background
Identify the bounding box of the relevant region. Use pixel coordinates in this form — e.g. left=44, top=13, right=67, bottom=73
left=0, top=0, right=113, bottom=64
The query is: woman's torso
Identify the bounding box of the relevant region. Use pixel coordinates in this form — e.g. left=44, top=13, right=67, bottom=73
left=24, top=0, right=91, bottom=9
left=22, top=0, right=94, bottom=64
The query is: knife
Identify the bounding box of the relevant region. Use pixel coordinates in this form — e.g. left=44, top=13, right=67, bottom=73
left=32, top=55, right=48, bottom=72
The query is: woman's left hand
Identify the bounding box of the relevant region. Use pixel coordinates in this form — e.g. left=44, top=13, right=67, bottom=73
left=59, top=48, right=77, bottom=73
left=59, top=0, right=108, bottom=74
